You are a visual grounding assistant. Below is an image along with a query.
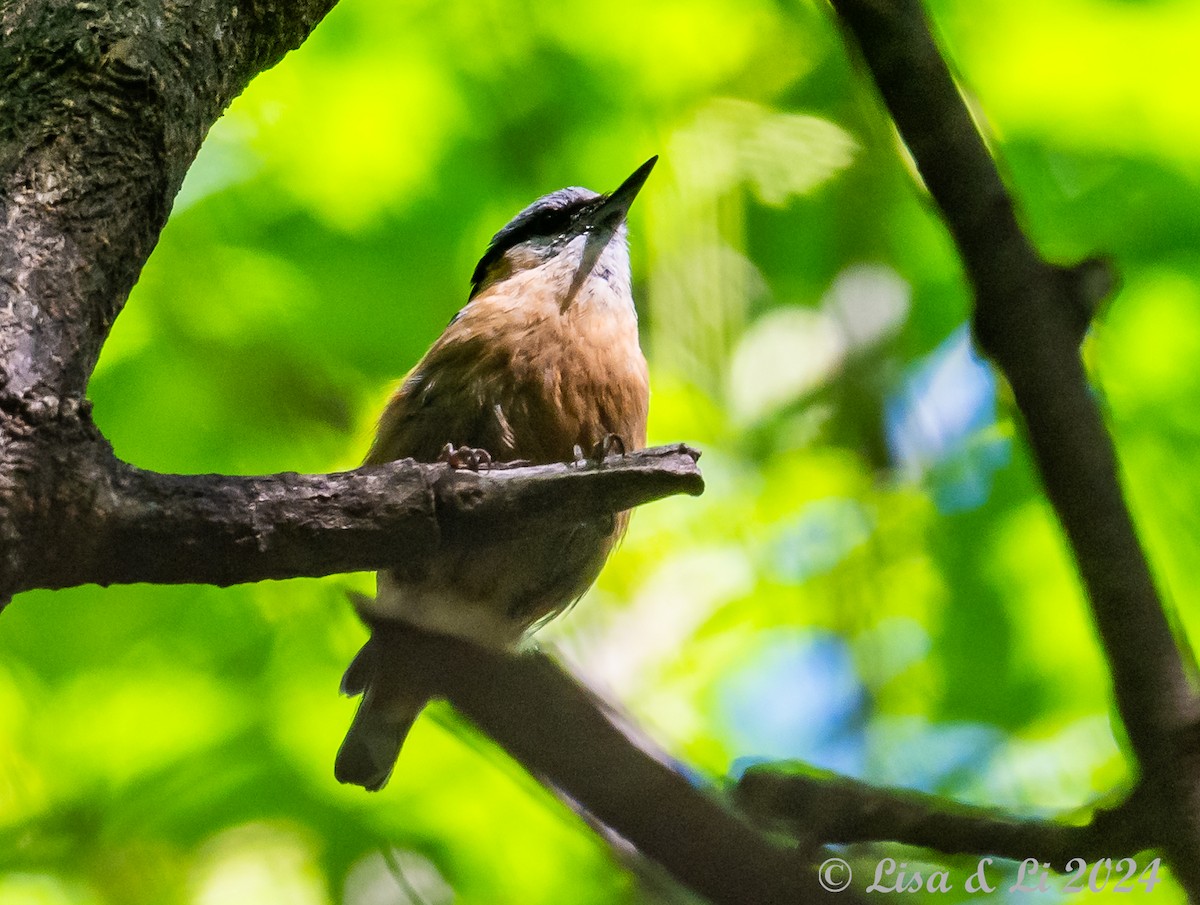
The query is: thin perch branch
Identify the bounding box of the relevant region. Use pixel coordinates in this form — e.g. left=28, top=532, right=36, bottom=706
left=9, top=443, right=703, bottom=593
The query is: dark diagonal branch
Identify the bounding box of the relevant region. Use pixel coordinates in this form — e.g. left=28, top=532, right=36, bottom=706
left=361, top=621, right=846, bottom=905
left=828, top=0, right=1200, bottom=889
left=736, top=765, right=1154, bottom=867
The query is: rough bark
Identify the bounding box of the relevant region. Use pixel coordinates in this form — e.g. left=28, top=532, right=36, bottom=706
left=6, top=441, right=702, bottom=594
left=0, top=0, right=340, bottom=404
left=1, top=0, right=343, bottom=592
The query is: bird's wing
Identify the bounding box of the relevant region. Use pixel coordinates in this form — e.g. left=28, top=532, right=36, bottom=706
left=363, top=331, right=514, bottom=465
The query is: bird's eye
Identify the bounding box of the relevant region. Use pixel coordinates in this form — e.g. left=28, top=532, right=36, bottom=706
left=531, top=207, right=572, bottom=237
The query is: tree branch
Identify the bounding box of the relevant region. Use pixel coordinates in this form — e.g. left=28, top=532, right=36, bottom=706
left=361, top=620, right=846, bottom=905
left=0, top=0, right=338, bottom=405
left=736, top=765, right=1153, bottom=867
left=7, top=442, right=703, bottom=594
left=0, top=0, right=342, bottom=591
left=829, top=0, right=1200, bottom=888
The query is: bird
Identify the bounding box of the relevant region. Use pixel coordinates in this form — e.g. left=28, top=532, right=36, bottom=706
left=335, top=157, right=656, bottom=790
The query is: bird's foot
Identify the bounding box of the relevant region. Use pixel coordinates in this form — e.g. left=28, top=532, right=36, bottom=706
left=440, top=443, right=492, bottom=472
left=573, top=434, right=627, bottom=466
left=592, top=433, right=627, bottom=460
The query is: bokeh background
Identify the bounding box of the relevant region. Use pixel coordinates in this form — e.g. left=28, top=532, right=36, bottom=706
left=4, top=0, right=1200, bottom=901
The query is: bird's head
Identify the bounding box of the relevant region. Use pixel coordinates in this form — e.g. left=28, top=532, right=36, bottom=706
left=469, top=156, right=657, bottom=303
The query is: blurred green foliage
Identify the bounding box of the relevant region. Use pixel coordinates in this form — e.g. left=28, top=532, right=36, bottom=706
left=4, top=0, right=1200, bottom=901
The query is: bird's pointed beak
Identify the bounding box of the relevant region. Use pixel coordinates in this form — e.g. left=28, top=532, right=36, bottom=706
left=592, top=156, right=658, bottom=227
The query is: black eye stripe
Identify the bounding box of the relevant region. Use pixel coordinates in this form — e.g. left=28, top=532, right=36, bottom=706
left=469, top=190, right=602, bottom=292
left=507, top=208, right=569, bottom=245
left=506, top=201, right=592, bottom=245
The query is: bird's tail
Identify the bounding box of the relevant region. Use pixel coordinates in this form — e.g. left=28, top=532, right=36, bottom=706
left=335, top=623, right=430, bottom=791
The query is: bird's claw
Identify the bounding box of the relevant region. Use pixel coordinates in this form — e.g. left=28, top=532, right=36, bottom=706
left=592, top=433, right=627, bottom=460
left=440, top=443, right=492, bottom=472
left=574, top=434, right=627, bottom=467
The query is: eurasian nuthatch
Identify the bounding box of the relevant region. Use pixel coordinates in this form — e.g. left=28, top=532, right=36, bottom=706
left=336, top=157, right=656, bottom=790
